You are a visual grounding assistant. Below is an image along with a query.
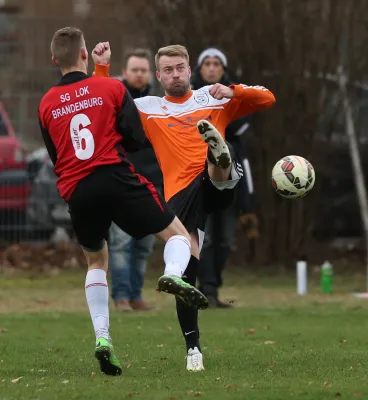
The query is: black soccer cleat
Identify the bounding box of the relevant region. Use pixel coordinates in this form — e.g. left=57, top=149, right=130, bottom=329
left=197, top=120, right=231, bottom=169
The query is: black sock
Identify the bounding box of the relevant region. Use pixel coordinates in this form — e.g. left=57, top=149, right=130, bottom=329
left=175, top=255, right=201, bottom=352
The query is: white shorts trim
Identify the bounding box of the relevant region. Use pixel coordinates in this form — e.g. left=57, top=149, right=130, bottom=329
left=198, top=229, right=205, bottom=252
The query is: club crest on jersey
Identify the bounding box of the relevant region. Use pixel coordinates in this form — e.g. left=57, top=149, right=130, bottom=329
left=194, top=92, right=209, bottom=106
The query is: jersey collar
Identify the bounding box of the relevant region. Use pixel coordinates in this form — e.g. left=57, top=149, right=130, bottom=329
left=58, top=71, right=91, bottom=86
left=164, top=90, right=193, bottom=104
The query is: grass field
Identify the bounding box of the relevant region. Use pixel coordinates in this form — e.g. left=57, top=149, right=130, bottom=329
left=1, top=268, right=368, bottom=400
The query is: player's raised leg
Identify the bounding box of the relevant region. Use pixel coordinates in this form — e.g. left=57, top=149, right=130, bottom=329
left=155, top=217, right=208, bottom=310
left=197, top=119, right=243, bottom=186
left=109, top=166, right=209, bottom=311
left=197, top=119, right=231, bottom=179
left=82, top=244, right=122, bottom=376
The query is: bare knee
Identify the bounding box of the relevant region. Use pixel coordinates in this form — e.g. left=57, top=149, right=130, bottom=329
left=83, top=242, right=109, bottom=272
left=155, top=216, right=191, bottom=243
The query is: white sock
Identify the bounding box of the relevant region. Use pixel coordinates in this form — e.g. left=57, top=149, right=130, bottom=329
left=85, top=269, right=110, bottom=343
left=164, top=235, right=191, bottom=277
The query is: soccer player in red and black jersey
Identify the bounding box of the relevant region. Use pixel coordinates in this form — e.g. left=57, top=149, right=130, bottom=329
left=38, top=27, right=208, bottom=376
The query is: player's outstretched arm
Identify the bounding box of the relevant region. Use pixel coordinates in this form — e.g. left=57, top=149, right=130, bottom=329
left=209, top=83, right=276, bottom=121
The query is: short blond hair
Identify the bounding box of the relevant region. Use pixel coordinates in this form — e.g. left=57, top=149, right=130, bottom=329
left=51, top=27, right=84, bottom=69
left=155, top=45, right=189, bottom=70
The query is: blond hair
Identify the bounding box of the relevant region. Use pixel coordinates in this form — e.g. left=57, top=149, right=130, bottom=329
left=51, top=27, right=84, bottom=69
left=155, top=45, right=189, bottom=70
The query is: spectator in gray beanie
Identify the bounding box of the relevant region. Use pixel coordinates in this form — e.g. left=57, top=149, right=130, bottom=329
left=191, top=47, right=258, bottom=308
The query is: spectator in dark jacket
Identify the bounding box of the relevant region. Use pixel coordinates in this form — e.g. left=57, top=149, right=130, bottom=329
left=109, top=49, right=163, bottom=311
left=191, top=47, right=258, bottom=308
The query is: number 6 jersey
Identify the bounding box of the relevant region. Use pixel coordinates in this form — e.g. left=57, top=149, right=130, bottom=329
left=38, top=71, right=145, bottom=200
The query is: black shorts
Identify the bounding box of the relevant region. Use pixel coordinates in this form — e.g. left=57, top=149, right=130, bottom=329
left=168, top=167, right=234, bottom=234
left=68, top=163, right=174, bottom=251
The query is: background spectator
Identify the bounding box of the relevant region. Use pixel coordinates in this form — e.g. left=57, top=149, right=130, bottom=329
left=191, top=47, right=258, bottom=308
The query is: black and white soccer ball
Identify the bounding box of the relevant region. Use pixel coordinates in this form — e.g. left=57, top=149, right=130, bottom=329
left=271, top=155, right=315, bottom=199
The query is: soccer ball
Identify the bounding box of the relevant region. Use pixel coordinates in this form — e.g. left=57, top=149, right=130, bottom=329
left=271, top=155, right=315, bottom=199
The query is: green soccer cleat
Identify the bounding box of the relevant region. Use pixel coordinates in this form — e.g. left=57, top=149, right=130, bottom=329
left=157, top=275, right=209, bottom=310
left=95, top=338, right=122, bottom=376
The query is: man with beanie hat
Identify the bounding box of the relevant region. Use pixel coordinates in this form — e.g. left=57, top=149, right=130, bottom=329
left=192, top=47, right=258, bottom=308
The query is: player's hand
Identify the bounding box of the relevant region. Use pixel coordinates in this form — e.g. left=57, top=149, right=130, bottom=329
left=92, top=42, right=111, bottom=65
left=209, top=83, right=234, bottom=100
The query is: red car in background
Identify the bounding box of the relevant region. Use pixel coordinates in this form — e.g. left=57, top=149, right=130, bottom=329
left=0, top=102, right=30, bottom=236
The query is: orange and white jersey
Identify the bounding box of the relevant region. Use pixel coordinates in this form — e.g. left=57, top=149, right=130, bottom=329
left=134, top=85, right=275, bottom=201
left=93, top=64, right=275, bottom=201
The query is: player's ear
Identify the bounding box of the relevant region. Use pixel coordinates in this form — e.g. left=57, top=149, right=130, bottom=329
left=52, top=56, right=59, bottom=67
left=122, top=68, right=127, bottom=79
left=156, top=71, right=161, bottom=81
left=81, top=47, right=88, bottom=61
left=188, top=65, right=192, bottom=78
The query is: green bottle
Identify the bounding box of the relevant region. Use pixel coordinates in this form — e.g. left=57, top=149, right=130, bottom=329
left=321, top=261, right=333, bottom=294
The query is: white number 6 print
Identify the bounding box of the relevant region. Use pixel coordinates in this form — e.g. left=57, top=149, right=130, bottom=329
left=70, top=113, right=95, bottom=160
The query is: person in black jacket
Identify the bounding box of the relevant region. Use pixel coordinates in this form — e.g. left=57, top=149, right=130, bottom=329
left=191, top=47, right=258, bottom=308
left=109, top=49, right=163, bottom=312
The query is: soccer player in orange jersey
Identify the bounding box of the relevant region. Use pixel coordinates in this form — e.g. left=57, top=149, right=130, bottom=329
left=93, top=42, right=275, bottom=371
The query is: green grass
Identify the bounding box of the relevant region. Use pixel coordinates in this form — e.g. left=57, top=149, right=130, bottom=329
left=1, top=269, right=368, bottom=399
